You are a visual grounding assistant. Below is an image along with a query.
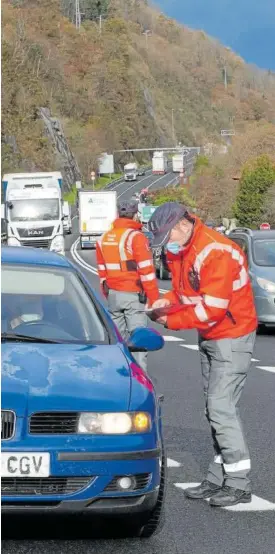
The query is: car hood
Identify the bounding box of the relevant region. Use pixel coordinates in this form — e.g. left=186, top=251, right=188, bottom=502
left=1, top=344, right=131, bottom=416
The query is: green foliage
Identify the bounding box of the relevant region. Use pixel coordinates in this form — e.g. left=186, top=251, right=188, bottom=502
left=194, top=155, right=210, bottom=171
left=149, top=186, right=196, bottom=209
left=63, top=173, right=123, bottom=204
left=233, top=155, right=275, bottom=227
left=95, top=173, right=122, bottom=189
left=63, top=186, right=77, bottom=205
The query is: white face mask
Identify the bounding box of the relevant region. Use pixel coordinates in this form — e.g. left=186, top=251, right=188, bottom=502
left=20, top=301, right=43, bottom=323
left=20, top=313, right=43, bottom=323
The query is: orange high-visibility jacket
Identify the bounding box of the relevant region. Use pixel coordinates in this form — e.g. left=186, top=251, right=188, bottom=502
left=164, top=217, right=258, bottom=340
left=96, top=218, right=159, bottom=306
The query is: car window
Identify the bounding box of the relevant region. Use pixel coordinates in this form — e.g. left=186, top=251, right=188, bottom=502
left=231, top=237, right=249, bottom=256
left=253, top=239, right=275, bottom=267
left=1, top=264, right=108, bottom=343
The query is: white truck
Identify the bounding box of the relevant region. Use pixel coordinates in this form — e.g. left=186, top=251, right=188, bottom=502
left=1, top=172, right=65, bottom=255
left=172, top=153, right=185, bottom=173
left=62, top=201, right=72, bottom=234
left=78, top=190, right=117, bottom=249
left=124, top=163, right=138, bottom=181
left=152, top=151, right=168, bottom=175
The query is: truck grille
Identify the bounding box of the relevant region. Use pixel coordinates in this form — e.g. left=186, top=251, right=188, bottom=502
left=1, top=477, right=92, bottom=496
left=17, top=226, right=54, bottom=238
left=21, top=239, right=50, bottom=248
left=29, top=412, right=79, bottom=434
left=1, top=411, right=15, bottom=440
left=105, top=474, right=152, bottom=492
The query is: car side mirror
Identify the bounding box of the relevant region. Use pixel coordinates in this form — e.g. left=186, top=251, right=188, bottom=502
left=127, top=327, right=164, bottom=352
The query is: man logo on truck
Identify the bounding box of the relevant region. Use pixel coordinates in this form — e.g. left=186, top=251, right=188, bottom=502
left=28, top=229, right=44, bottom=236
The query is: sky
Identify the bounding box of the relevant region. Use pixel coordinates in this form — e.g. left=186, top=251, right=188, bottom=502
left=156, top=0, right=275, bottom=70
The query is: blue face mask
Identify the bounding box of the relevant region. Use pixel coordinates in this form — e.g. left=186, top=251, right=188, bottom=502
left=166, top=241, right=181, bottom=255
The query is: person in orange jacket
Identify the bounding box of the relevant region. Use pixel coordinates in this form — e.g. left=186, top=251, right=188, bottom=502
left=96, top=200, right=159, bottom=371
left=148, top=202, right=258, bottom=508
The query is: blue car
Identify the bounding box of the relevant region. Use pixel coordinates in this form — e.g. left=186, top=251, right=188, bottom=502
left=1, top=246, right=166, bottom=538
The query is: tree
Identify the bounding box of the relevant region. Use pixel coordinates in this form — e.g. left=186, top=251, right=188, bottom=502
left=233, top=155, right=275, bottom=227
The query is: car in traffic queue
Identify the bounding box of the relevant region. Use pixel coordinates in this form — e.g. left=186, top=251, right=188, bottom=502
left=152, top=246, right=171, bottom=281
left=1, top=246, right=166, bottom=538
left=141, top=227, right=171, bottom=281
left=229, top=228, right=275, bottom=327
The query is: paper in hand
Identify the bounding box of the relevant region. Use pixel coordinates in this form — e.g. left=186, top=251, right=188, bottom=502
left=145, top=303, right=184, bottom=320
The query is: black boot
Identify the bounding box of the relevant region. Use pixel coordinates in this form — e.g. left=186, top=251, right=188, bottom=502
left=184, top=480, right=222, bottom=500
left=209, top=486, right=252, bottom=507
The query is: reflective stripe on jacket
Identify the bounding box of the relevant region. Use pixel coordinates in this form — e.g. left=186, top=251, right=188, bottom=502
left=164, top=217, right=258, bottom=340
left=96, top=218, right=159, bottom=306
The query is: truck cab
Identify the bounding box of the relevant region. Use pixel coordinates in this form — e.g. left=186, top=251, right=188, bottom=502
left=2, top=172, right=65, bottom=256
left=124, top=163, right=138, bottom=181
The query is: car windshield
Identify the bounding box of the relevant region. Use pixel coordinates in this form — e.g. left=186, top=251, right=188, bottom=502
left=1, top=264, right=108, bottom=343
left=253, top=239, right=275, bottom=267
left=9, top=199, right=60, bottom=222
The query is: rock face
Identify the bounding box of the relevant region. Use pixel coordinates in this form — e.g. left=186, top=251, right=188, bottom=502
left=39, top=108, right=81, bottom=192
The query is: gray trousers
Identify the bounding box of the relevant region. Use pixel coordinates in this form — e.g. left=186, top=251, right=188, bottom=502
left=108, top=290, right=148, bottom=372
left=199, top=331, right=256, bottom=492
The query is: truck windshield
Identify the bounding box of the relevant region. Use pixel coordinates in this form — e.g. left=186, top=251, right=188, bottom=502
left=9, top=199, right=60, bottom=222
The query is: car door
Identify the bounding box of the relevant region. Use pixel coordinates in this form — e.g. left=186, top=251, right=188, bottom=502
left=231, top=235, right=253, bottom=282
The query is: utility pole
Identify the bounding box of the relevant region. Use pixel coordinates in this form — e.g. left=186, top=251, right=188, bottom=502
left=171, top=109, right=175, bottom=145
left=171, top=108, right=183, bottom=145
left=75, top=0, right=81, bottom=29
left=223, top=66, right=228, bottom=89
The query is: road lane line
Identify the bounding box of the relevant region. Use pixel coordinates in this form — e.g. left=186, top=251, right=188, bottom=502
left=174, top=483, right=275, bottom=511
left=163, top=336, right=185, bottom=342
left=168, top=458, right=181, bottom=467
left=257, top=366, right=275, bottom=374
left=181, top=344, right=199, bottom=351
left=71, top=236, right=170, bottom=296
left=117, top=170, right=174, bottom=199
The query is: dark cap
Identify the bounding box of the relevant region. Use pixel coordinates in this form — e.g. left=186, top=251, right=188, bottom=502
left=148, top=202, right=190, bottom=247
left=118, top=200, right=138, bottom=217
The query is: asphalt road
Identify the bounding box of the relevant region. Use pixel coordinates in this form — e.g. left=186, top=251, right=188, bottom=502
left=3, top=171, right=275, bottom=554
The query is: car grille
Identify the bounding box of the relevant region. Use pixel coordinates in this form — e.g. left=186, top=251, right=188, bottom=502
left=105, top=473, right=152, bottom=492
left=1, top=411, right=15, bottom=440
left=1, top=477, right=92, bottom=496
left=29, top=412, right=79, bottom=434
left=21, top=239, right=50, bottom=248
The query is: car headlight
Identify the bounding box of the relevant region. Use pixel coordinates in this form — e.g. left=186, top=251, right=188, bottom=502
left=51, top=235, right=64, bottom=253
left=8, top=237, right=21, bottom=246
left=78, top=412, right=151, bottom=434
left=256, top=277, right=275, bottom=293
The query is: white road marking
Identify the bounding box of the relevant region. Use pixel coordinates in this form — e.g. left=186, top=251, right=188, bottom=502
left=163, top=336, right=185, bottom=342
left=257, top=366, right=275, bottom=374
left=251, top=358, right=260, bottom=362
left=181, top=344, right=199, bottom=351
left=167, top=458, right=181, bottom=467
left=117, top=171, right=174, bottom=199
left=174, top=483, right=275, bottom=511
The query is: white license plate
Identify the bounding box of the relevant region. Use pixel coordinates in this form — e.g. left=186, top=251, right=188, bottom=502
left=1, top=452, right=50, bottom=478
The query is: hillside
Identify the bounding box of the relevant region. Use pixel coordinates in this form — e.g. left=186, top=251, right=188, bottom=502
left=156, top=0, right=275, bottom=70
left=2, top=0, right=275, bottom=184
